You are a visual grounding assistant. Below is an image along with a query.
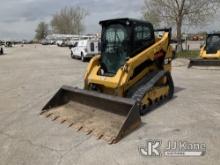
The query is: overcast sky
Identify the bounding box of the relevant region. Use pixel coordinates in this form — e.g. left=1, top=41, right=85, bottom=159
left=0, top=0, right=219, bottom=40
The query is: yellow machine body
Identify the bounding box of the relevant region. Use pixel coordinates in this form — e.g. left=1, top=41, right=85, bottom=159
left=189, top=33, right=220, bottom=67
left=200, top=46, right=220, bottom=59
left=85, top=32, right=173, bottom=104
left=41, top=18, right=174, bottom=144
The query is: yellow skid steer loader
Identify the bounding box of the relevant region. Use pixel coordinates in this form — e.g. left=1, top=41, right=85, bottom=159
left=188, top=33, right=220, bottom=67
left=41, top=18, right=175, bottom=144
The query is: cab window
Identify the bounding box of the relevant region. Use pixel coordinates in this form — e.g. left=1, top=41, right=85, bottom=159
left=90, top=42, right=95, bottom=52
left=133, top=25, right=154, bottom=54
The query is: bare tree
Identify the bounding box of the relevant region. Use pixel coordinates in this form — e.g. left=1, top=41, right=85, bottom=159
left=35, top=22, right=49, bottom=40
left=51, top=6, right=88, bottom=34
left=142, top=9, right=160, bottom=27
left=142, top=0, right=220, bottom=51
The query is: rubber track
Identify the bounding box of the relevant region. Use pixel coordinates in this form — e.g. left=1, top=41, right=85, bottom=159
left=132, top=70, right=174, bottom=115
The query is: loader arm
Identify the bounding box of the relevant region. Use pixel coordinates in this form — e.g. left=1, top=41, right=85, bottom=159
left=84, top=31, right=173, bottom=94
left=124, top=32, right=172, bottom=89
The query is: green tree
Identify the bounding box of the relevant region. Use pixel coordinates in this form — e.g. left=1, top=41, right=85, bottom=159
left=35, top=22, right=49, bottom=40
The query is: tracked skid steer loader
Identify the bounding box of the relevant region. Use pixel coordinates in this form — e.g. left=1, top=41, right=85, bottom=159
left=189, top=33, right=220, bottom=68
left=41, top=18, right=175, bottom=144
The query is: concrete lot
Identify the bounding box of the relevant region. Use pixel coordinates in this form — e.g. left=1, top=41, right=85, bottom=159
left=0, top=45, right=219, bottom=165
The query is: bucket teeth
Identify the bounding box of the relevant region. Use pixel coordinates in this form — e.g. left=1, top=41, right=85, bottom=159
left=103, top=135, right=115, bottom=143
left=40, top=86, right=141, bottom=144
left=97, top=134, right=104, bottom=140
left=86, top=130, right=93, bottom=135
left=72, top=123, right=83, bottom=131
left=46, top=113, right=52, bottom=118
left=40, top=110, right=136, bottom=144
left=109, top=139, right=116, bottom=144
left=82, top=127, right=89, bottom=133
left=40, top=111, right=45, bottom=115
left=61, top=119, right=66, bottom=124
left=52, top=116, right=59, bottom=121
left=68, top=123, right=74, bottom=128
left=77, top=126, right=83, bottom=131
left=92, top=130, right=102, bottom=138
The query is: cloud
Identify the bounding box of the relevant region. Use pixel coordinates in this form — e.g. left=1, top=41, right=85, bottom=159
left=0, top=0, right=219, bottom=40
left=0, top=0, right=144, bottom=39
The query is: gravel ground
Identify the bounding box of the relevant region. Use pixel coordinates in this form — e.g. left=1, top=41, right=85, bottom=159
left=0, top=44, right=219, bottom=165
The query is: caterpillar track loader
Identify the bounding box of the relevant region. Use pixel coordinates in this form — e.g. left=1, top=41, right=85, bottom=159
left=41, top=18, right=175, bottom=144
left=189, top=33, right=220, bottom=67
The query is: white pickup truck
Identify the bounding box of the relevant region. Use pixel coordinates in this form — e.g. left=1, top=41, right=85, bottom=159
left=70, top=39, right=100, bottom=62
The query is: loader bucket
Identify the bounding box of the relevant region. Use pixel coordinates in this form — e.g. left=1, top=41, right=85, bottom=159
left=41, top=85, right=141, bottom=144
left=188, top=58, right=220, bottom=68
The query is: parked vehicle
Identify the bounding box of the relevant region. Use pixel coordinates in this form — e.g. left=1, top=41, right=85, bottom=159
left=5, top=41, right=12, bottom=47
left=189, top=33, right=220, bottom=67
left=49, top=40, right=56, bottom=45
left=56, top=40, right=65, bottom=47
left=41, top=39, right=50, bottom=45
left=70, top=39, right=101, bottom=62
left=0, top=40, right=4, bottom=46
left=66, top=39, right=78, bottom=48
left=0, top=46, right=4, bottom=55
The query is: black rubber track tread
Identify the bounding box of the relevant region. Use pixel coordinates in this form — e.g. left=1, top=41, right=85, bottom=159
left=131, top=71, right=174, bottom=115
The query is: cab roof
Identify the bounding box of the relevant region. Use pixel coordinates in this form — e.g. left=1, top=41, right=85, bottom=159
left=99, top=18, right=153, bottom=26
left=207, top=33, right=220, bottom=36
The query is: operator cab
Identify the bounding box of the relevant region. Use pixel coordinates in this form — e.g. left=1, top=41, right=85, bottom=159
left=99, top=18, right=155, bottom=76
left=206, top=33, right=220, bottom=54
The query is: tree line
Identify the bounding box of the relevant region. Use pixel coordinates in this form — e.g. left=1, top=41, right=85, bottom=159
left=142, top=0, right=220, bottom=51
left=35, top=6, right=88, bottom=41
left=36, top=1, right=220, bottom=51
